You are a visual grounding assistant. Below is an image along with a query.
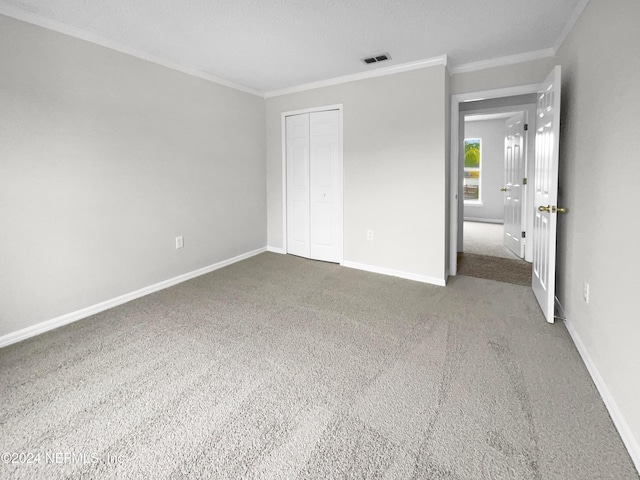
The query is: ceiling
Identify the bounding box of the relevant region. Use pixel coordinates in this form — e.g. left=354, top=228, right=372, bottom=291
left=0, top=0, right=586, bottom=95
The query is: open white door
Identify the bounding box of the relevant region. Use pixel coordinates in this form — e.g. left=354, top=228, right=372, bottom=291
left=532, top=66, right=562, bottom=323
left=503, top=112, right=527, bottom=258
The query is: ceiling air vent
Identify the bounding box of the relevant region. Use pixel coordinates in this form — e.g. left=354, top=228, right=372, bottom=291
left=362, top=53, right=391, bottom=65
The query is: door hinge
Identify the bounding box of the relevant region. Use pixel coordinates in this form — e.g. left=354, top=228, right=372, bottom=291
left=522, top=231, right=526, bottom=238
left=524, top=123, right=529, bottom=131
left=523, top=177, right=527, bottom=185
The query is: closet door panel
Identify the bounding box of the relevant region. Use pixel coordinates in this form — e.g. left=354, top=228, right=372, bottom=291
left=286, top=113, right=310, bottom=258
left=309, top=110, right=340, bottom=262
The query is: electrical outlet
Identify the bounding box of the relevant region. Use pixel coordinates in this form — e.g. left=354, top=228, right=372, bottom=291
left=367, top=230, right=374, bottom=241
left=175, top=236, right=184, bottom=249
left=583, top=282, right=589, bottom=304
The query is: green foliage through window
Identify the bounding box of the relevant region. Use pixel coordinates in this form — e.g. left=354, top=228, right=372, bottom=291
left=464, top=140, right=480, bottom=168
left=464, top=138, right=481, bottom=201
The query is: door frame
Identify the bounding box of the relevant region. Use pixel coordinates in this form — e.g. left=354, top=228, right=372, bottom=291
left=281, top=104, right=344, bottom=263
left=449, top=85, right=539, bottom=277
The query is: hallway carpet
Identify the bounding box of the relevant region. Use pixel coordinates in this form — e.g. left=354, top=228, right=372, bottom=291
left=457, top=252, right=533, bottom=286
left=1, top=253, right=637, bottom=479
left=463, top=221, right=521, bottom=260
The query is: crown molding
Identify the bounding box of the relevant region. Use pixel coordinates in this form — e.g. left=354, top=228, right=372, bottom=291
left=0, top=6, right=264, bottom=97
left=3, top=0, right=590, bottom=98
left=449, top=48, right=555, bottom=75
left=449, top=0, right=592, bottom=78
left=553, top=0, right=591, bottom=53
left=265, top=55, right=448, bottom=99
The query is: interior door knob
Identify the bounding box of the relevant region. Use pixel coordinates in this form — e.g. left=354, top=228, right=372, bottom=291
left=538, top=205, right=567, bottom=213
left=500, top=187, right=508, bottom=192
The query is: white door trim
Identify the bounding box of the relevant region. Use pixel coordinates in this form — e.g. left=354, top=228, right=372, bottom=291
left=281, top=104, right=344, bottom=263
left=449, top=84, right=539, bottom=277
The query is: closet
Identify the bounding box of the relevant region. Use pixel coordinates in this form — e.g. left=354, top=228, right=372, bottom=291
left=285, top=109, right=342, bottom=263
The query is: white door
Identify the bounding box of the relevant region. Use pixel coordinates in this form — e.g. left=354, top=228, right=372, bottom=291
left=286, top=109, right=342, bottom=263
left=286, top=114, right=311, bottom=258
left=503, top=112, right=527, bottom=258
left=532, top=66, right=562, bottom=323
left=309, top=111, right=341, bottom=262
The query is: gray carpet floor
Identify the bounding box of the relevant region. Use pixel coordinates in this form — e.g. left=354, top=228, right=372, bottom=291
left=457, top=253, right=532, bottom=286
left=463, top=221, right=521, bottom=260
left=1, top=253, right=638, bottom=479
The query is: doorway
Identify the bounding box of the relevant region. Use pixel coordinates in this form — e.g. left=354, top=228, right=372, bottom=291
left=450, top=66, right=564, bottom=323
left=447, top=65, right=567, bottom=323
left=460, top=102, right=536, bottom=269
left=450, top=89, right=539, bottom=278
left=282, top=105, right=343, bottom=264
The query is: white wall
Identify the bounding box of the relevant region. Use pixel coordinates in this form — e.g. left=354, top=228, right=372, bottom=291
left=554, top=0, right=640, bottom=466
left=266, top=66, right=449, bottom=284
left=451, top=57, right=556, bottom=95
left=463, top=118, right=507, bottom=223
left=0, top=16, right=266, bottom=338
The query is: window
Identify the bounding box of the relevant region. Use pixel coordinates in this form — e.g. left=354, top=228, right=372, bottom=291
left=464, top=138, right=481, bottom=202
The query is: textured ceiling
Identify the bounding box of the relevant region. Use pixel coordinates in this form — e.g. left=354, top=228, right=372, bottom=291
left=0, top=0, right=584, bottom=94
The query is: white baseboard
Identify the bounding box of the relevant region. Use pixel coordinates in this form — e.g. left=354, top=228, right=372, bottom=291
left=564, top=319, right=640, bottom=472
left=342, top=261, right=446, bottom=287
left=0, top=247, right=267, bottom=348
left=267, top=246, right=286, bottom=254
left=464, top=217, right=504, bottom=224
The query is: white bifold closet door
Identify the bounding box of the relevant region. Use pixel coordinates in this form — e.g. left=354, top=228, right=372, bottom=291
left=286, top=110, right=341, bottom=263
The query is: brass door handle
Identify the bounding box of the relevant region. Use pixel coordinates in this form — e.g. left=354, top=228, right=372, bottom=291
left=538, top=205, right=568, bottom=214
left=500, top=187, right=508, bottom=192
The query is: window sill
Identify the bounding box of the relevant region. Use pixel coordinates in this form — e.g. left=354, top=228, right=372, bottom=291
left=464, top=200, right=483, bottom=206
